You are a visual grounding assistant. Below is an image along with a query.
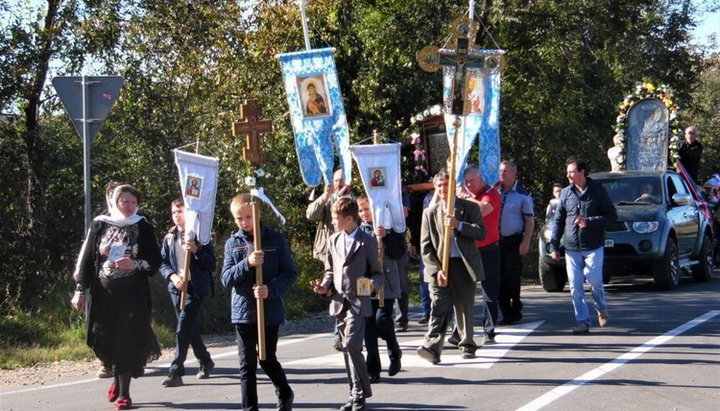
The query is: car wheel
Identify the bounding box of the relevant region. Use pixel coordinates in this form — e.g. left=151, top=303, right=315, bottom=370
left=653, top=239, right=680, bottom=290
left=691, top=235, right=713, bottom=282
left=539, top=259, right=567, bottom=292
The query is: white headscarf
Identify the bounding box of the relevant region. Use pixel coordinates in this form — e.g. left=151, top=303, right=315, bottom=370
left=95, top=185, right=146, bottom=227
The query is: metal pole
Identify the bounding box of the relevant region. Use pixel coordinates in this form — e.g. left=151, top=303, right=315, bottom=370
left=299, top=0, right=311, bottom=50
left=82, top=76, right=91, bottom=232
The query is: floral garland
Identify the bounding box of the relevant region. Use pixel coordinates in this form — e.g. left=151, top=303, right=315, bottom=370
left=612, top=82, right=682, bottom=170
left=243, top=167, right=269, bottom=188
left=407, top=104, right=443, bottom=178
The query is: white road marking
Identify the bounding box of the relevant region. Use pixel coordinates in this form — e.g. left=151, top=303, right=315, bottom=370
left=0, top=332, right=328, bottom=396
left=517, top=310, right=720, bottom=411
left=287, top=321, right=543, bottom=369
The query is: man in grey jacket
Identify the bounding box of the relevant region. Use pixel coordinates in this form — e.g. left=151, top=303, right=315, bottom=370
left=417, top=169, right=486, bottom=363
left=550, top=158, right=617, bottom=334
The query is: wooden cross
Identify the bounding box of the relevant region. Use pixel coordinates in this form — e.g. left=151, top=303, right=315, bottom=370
left=232, top=99, right=272, bottom=166
left=417, top=16, right=484, bottom=115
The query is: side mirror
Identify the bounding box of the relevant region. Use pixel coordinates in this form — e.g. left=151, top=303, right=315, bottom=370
left=672, top=193, right=692, bottom=206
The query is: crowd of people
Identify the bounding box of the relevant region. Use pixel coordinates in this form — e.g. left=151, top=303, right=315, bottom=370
left=70, top=122, right=712, bottom=409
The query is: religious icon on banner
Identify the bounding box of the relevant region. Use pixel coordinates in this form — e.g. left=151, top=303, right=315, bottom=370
left=466, top=76, right=484, bottom=114
left=369, top=167, right=386, bottom=188
left=184, top=176, right=203, bottom=199
left=297, top=75, right=331, bottom=118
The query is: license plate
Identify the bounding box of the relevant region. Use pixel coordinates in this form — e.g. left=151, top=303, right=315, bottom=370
left=604, top=239, right=614, bottom=247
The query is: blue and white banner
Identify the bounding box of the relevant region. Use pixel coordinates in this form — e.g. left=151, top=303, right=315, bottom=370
left=278, top=48, right=351, bottom=187
left=174, top=150, right=219, bottom=245
left=442, top=49, right=503, bottom=184
left=350, top=143, right=406, bottom=233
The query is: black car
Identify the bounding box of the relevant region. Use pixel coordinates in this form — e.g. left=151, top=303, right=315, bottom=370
left=539, top=170, right=714, bottom=291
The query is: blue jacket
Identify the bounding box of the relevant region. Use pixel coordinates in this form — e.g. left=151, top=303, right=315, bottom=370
left=221, top=226, right=297, bottom=325
left=551, top=178, right=617, bottom=252
left=159, top=227, right=216, bottom=297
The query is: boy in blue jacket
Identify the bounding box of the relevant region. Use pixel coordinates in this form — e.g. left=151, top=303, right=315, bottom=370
left=160, top=198, right=216, bottom=387
left=222, top=193, right=296, bottom=411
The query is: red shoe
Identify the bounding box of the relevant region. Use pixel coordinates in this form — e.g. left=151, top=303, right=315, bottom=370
left=115, top=396, right=132, bottom=410
left=107, top=384, right=119, bottom=402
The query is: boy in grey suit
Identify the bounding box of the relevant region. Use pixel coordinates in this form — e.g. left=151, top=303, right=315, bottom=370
left=417, top=169, right=486, bottom=363
left=314, top=197, right=382, bottom=411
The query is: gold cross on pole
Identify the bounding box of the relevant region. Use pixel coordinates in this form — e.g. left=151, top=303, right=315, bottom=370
left=417, top=16, right=484, bottom=116
left=232, top=99, right=272, bottom=166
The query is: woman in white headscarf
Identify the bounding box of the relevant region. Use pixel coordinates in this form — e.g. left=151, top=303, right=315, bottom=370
left=71, top=184, right=161, bottom=410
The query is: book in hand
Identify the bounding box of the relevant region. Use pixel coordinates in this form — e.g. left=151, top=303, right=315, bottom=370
left=356, top=277, right=373, bottom=296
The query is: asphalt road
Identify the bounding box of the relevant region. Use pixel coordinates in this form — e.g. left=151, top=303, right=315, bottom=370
left=2, top=272, right=719, bottom=411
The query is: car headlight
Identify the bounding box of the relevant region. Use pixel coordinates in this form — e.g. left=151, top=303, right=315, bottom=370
left=632, top=221, right=659, bottom=234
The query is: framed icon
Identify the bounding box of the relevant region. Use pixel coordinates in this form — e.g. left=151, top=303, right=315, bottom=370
left=297, top=75, right=331, bottom=118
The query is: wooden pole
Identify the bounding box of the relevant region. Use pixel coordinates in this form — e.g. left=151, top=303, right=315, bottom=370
left=441, top=116, right=462, bottom=278
left=372, top=131, right=385, bottom=307
left=253, top=202, right=266, bottom=360
left=179, top=140, right=201, bottom=310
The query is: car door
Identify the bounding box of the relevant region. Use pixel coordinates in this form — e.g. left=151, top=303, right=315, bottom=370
left=666, top=174, right=699, bottom=256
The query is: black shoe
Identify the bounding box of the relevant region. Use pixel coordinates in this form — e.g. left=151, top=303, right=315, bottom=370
left=388, top=357, right=401, bottom=376
left=333, top=339, right=343, bottom=351
left=461, top=350, right=476, bottom=359
left=416, top=346, right=440, bottom=364
left=196, top=358, right=215, bottom=379
left=484, top=333, right=497, bottom=345
left=340, top=398, right=365, bottom=411
left=418, top=316, right=429, bottom=325
left=162, top=373, right=184, bottom=387
left=395, top=322, right=408, bottom=332
left=514, top=313, right=523, bottom=323
left=277, top=389, right=294, bottom=411
left=353, top=398, right=366, bottom=411
left=447, top=333, right=460, bottom=346
left=368, top=373, right=381, bottom=384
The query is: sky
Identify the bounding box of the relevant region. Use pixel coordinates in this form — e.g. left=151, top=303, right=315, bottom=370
left=691, top=9, right=719, bottom=50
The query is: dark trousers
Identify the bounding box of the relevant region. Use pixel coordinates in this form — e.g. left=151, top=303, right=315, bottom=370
left=424, top=258, right=477, bottom=356
left=235, top=323, right=292, bottom=411
left=364, top=299, right=401, bottom=376
left=499, top=234, right=524, bottom=321
left=169, top=292, right=210, bottom=375
left=394, top=254, right=409, bottom=325
left=479, top=243, right=501, bottom=335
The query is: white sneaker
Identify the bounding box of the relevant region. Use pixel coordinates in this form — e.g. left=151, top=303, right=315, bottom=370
left=598, top=310, right=609, bottom=327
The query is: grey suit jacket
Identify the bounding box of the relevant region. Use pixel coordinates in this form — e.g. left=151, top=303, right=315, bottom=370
left=321, top=228, right=383, bottom=317
left=421, top=198, right=486, bottom=283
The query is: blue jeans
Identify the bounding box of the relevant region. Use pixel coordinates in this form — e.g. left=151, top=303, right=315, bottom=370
left=418, top=260, right=431, bottom=318
left=565, top=247, right=607, bottom=325
left=168, top=292, right=210, bottom=375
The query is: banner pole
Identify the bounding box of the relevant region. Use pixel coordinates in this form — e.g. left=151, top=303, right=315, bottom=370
left=441, top=116, right=462, bottom=279
left=179, top=143, right=200, bottom=310
left=253, top=202, right=266, bottom=360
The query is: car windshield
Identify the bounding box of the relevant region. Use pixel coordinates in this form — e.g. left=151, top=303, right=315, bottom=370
left=598, top=176, right=663, bottom=205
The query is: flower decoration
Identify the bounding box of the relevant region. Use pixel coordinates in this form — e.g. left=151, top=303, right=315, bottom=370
left=405, top=104, right=443, bottom=180
left=612, top=82, right=683, bottom=170
left=244, top=176, right=257, bottom=187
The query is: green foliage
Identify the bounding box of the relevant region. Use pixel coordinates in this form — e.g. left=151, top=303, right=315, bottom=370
left=684, top=55, right=720, bottom=182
